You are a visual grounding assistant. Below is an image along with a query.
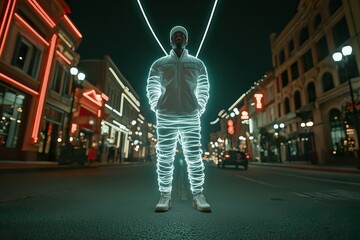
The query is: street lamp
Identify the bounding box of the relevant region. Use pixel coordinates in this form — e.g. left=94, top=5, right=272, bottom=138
left=332, top=45, right=360, bottom=168
left=67, top=67, right=85, bottom=144
left=273, top=123, right=285, bottom=163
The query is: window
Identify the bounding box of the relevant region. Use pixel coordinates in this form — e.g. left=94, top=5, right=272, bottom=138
left=284, top=97, right=291, bottom=114
left=11, top=34, right=41, bottom=79
left=316, top=36, right=329, bottom=62
left=278, top=103, right=281, bottom=117
left=299, top=27, right=309, bottom=46
left=329, top=109, right=345, bottom=151
left=0, top=84, right=26, bottom=148
left=268, top=85, right=274, bottom=101
left=303, top=49, right=313, bottom=72
left=291, top=61, right=299, bottom=80
left=328, top=0, right=342, bottom=16
left=294, top=91, right=301, bottom=110
left=281, top=70, right=288, bottom=88
left=307, top=82, right=316, bottom=103
left=279, top=49, right=285, bottom=65
left=332, top=17, right=350, bottom=49
left=51, top=62, right=63, bottom=94
left=289, top=39, right=294, bottom=52
left=62, top=71, right=71, bottom=97
left=314, top=13, right=322, bottom=29
left=322, top=72, right=334, bottom=92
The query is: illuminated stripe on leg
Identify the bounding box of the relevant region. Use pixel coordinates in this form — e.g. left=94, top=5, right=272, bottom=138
left=156, top=112, right=204, bottom=194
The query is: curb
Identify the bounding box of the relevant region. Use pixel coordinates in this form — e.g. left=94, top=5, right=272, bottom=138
left=249, top=162, right=360, bottom=175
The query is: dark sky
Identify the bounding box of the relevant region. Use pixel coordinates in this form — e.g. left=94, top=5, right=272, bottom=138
left=67, top=0, right=299, bottom=143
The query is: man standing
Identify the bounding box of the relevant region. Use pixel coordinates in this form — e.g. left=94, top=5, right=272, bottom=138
left=146, top=26, right=211, bottom=212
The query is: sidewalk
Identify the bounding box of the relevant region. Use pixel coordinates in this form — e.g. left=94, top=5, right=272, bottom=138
left=249, top=161, right=360, bottom=174
left=0, top=160, right=146, bottom=173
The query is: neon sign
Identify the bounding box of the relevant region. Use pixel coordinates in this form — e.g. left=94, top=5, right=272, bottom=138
left=254, top=93, right=263, bottom=112
left=227, top=119, right=234, bottom=135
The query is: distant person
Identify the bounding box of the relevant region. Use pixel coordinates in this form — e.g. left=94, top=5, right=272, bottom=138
left=87, top=143, right=97, bottom=164
left=107, top=146, right=115, bottom=163
left=146, top=26, right=211, bottom=212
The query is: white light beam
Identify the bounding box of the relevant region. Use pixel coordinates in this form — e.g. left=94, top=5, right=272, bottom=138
left=137, top=0, right=168, bottom=56
left=196, top=0, right=219, bottom=58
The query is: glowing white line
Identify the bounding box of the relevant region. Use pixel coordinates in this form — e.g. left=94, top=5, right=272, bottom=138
left=137, top=0, right=168, bottom=55
left=137, top=0, right=219, bottom=57
left=196, top=0, right=219, bottom=58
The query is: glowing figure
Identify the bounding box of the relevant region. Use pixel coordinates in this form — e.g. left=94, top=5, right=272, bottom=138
left=147, top=26, right=210, bottom=212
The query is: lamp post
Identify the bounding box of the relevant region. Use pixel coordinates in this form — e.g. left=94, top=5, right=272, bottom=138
left=332, top=45, right=360, bottom=169
left=300, top=121, right=314, bottom=164
left=67, top=67, right=85, bottom=144
left=273, top=123, right=285, bottom=163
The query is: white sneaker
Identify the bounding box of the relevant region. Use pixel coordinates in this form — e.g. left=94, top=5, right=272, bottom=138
left=155, top=194, right=171, bottom=212
left=193, top=193, right=211, bottom=212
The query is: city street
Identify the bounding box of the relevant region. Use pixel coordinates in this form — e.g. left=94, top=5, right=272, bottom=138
left=0, top=161, right=360, bottom=240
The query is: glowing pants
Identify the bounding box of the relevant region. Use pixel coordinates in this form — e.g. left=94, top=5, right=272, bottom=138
left=156, top=112, right=204, bottom=195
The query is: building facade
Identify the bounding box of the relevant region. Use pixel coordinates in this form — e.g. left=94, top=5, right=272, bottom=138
left=209, top=0, right=360, bottom=166
left=78, top=56, right=149, bottom=162
left=0, top=0, right=109, bottom=162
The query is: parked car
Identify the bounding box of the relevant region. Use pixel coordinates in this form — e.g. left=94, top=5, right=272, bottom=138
left=218, top=150, right=249, bottom=169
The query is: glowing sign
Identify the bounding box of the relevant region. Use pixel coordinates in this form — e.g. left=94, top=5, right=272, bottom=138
left=227, top=119, right=234, bottom=135
left=254, top=93, right=263, bottom=112
left=71, top=123, right=77, bottom=133
left=240, top=111, right=249, bottom=120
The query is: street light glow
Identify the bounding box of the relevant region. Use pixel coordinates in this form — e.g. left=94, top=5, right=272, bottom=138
left=70, top=67, right=78, bottom=76
left=332, top=52, right=342, bottom=62
left=77, top=72, right=85, bottom=81
left=342, top=45, right=352, bottom=56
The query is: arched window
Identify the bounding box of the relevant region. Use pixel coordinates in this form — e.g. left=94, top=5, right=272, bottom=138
left=284, top=97, right=291, bottom=114
left=299, top=27, right=309, bottom=46
left=314, top=13, right=322, bottom=29
left=307, top=82, right=316, bottom=103
left=279, top=49, right=285, bottom=64
left=289, top=39, right=294, bottom=52
left=294, top=91, right=301, bottom=110
left=328, top=0, right=342, bottom=16
left=322, top=72, right=334, bottom=92
left=329, top=109, right=345, bottom=151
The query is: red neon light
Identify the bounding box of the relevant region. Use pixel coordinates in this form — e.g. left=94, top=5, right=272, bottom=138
left=63, top=15, right=82, bottom=39
left=101, top=93, right=109, bottom=102
left=32, top=34, right=57, bottom=142
left=227, top=119, right=234, bottom=135
left=56, top=51, right=71, bottom=65
left=254, top=93, right=263, bottom=112
left=27, top=0, right=56, bottom=28
left=0, top=73, right=39, bottom=96
left=0, top=0, right=12, bottom=38
left=14, top=13, right=49, bottom=46
left=71, top=123, right=77, bottom=133
left=83, top=89, right=102, bottom=107
left=0, top=0, right=16, bottom=56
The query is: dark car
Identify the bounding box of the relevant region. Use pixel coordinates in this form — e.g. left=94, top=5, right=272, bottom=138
left=218, top=150, right=249, bottom=169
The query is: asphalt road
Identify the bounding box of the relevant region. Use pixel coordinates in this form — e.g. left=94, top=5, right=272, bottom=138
left=0, top=161, right=359, bottom=240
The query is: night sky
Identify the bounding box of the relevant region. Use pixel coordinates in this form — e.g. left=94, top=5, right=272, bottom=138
left=67, top=0, right=299, bottom=144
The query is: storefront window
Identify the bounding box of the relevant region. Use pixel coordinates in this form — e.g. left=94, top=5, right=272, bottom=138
left=329, top=109, right=345, bottom=152
left=0, top=85, right=25, bottom=148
